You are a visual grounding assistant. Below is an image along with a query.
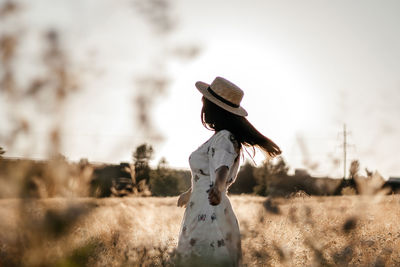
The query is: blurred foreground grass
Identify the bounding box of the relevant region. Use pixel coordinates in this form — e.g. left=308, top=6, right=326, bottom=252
left=0, top=195, right=399, bottom=266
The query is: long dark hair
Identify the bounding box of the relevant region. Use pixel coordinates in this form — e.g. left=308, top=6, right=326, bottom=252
left=201, top=96, right=281, bottom=159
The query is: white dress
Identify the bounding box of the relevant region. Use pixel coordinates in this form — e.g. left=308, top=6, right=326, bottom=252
left=176, top=130, right=242, bottom=266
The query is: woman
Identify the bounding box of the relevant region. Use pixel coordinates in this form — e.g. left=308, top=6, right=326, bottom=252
left=174, top=77, right=281, bottom=266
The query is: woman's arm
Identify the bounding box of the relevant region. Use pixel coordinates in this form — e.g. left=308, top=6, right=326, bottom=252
left=177, top=187, right=192, bottom=207
left=208, top=166, right=229, bottom=206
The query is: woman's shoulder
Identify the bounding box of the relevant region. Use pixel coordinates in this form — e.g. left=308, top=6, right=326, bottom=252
left=215, top=129, right=231, bottom=137
left=213, top=129, right=232, bottom=141
left=212, top=130, right=240, bottom=151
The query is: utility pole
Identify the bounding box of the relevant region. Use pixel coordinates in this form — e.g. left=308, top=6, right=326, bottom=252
left=343, top=124, right=347, bottom=179
left=337, top=124, right=354, bottom=179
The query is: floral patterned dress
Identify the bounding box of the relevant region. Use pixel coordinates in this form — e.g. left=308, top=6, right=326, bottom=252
left=176, top=130, right=242, bottom=266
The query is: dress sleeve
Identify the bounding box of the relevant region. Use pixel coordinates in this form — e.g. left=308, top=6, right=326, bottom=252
left=208, top=130, right=239, bottom=175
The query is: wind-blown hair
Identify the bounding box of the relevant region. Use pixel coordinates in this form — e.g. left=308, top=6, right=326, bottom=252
left=201, top=96, right=281, bottom=159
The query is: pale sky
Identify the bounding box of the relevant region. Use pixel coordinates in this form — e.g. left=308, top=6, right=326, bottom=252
left=1, top=0, right=399, bottom=178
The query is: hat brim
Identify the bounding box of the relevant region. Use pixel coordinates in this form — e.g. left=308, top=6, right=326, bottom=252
left=195, top=81, right=248, bottom=117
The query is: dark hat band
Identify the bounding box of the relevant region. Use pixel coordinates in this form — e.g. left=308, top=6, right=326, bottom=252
left=207, top=86, right=240, bottom=108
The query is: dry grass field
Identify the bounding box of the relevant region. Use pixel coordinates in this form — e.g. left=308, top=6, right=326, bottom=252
left=0, top=194, right=399, bottom=266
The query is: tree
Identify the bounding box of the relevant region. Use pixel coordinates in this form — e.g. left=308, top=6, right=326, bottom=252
left=0, top=147, right=5, bottom=158
left=349, top=160, right=360, bottom=179
left=132, top=143, right=153, bottom=184
left=229, top=161, right=257, bottom=194
left=253, top=156, right=289, bottom=196
left=149, top=157, right=180, bottom=196
left=269, top=156, right=289, bottom=176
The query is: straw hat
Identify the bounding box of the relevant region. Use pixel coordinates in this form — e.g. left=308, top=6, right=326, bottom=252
left=195, top=76, right=248, bottom=117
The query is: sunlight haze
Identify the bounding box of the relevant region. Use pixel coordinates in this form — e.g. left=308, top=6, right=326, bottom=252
left=1, top=0, right=399, bottom=178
